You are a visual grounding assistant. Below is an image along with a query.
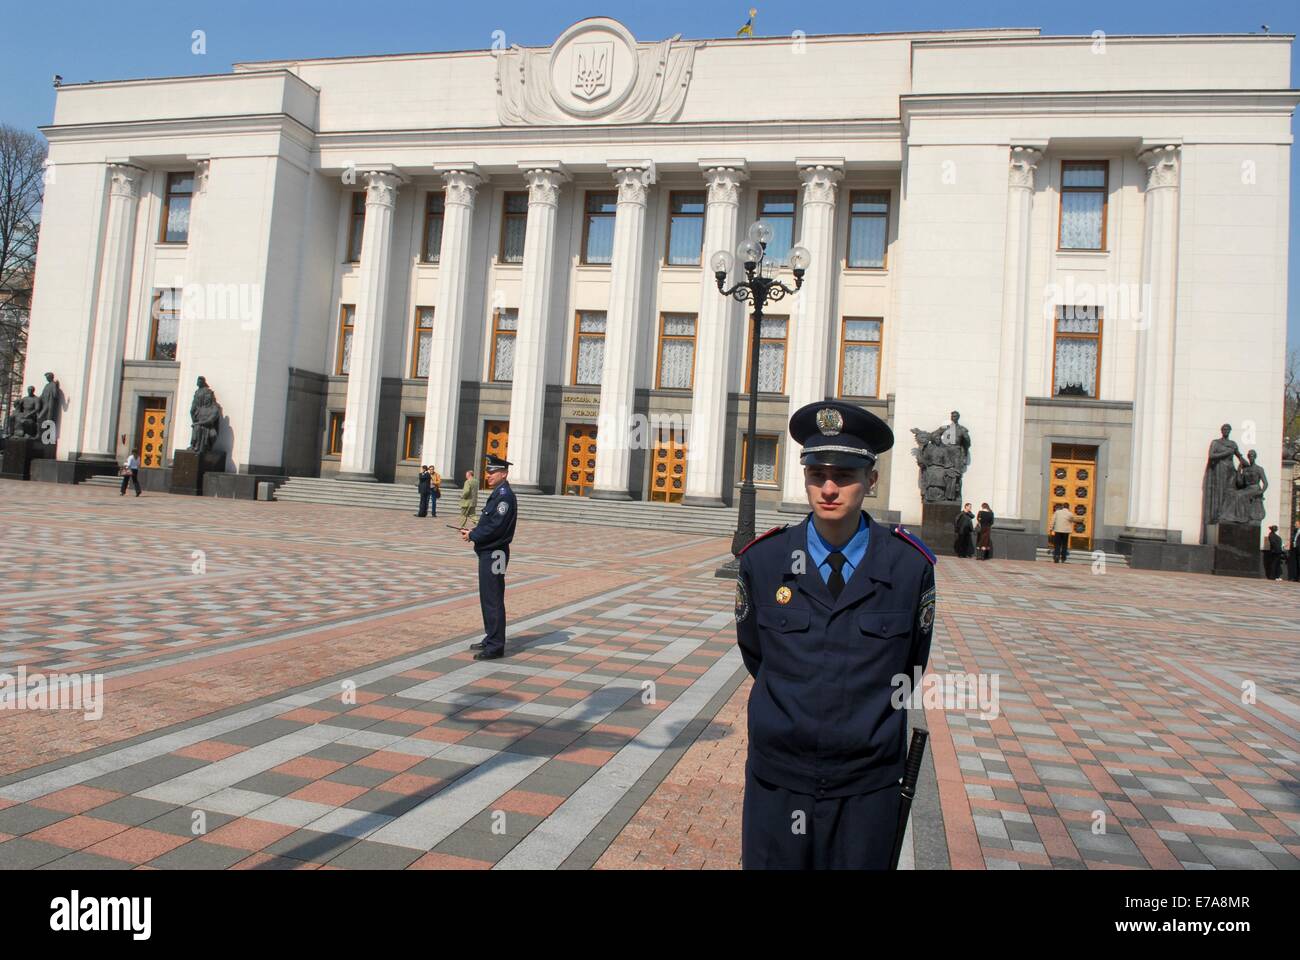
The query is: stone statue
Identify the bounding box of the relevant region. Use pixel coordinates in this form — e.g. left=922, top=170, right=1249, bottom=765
left=187, top=376, right=222, bottom=455
left=911, top=410, right=971, bottom=503
left=11, top=386, right=39, bottom=439
left=37, top=372, right=60, bottom=429
left=1218, top=449, right=1267, bottom=524
left=1201, top=424, right=1247, bottom=540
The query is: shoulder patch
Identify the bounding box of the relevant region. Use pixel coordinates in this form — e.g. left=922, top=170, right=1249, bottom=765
left=738, top=525, right=787, bottom=557
left=893, top=525, right=937, bottom=565
left=496, top=501, right=510, bottom=516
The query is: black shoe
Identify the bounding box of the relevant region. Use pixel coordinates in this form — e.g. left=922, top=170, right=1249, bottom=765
left=473, top=649, right=504, bottom=661
left=469, top=641, right=486, bottom=651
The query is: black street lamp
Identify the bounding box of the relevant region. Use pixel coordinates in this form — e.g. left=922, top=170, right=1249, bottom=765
left=711, top=220, right=810, bottom=576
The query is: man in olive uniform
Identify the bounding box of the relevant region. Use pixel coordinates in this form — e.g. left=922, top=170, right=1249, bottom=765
left=735, top=400, right=936, bottom=869
left=461, top=454, right=517, bottom=660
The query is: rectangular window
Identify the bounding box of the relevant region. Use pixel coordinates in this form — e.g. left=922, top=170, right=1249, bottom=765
left=336, top=304, right=355, bottom=375
left=159, top=172, right=194, bottom=244
left=746, top=315, right=788, bottom=394
left=421, top=192, right=445, bottom=263
left=149, top=288, right=180, bottom=361
left=847, top=191, right=889, bottom=268
left=403, top=416, right=424, bottom=461
left=582, top=191, right=618, bottom=265
left=656, top=313, right=697, bottom=390
left=347, top=192, right=366, bottom=262
left=666, top=192, right=705, bottom=266
left=1059, top=161, right=1108, bottom=251
left=1052, top=306, right=1103, bottom=398
left=742, top=434, right=780, bottom=485
left=490, top=308, right=518, bottom=382
left=839, top=318, right=882, bottom=398
left=411, top=306, right=434, bottom=378
left=571, top=311, right=606, bottom=385
left=758, top=191, right=798, bottom=265
left=500, top=192, right=528, bottom=263
left=327, top=411, right=345, bottom=455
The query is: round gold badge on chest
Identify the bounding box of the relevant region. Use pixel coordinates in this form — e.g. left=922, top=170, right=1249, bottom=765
left=775, top=586, right=792, bottom=605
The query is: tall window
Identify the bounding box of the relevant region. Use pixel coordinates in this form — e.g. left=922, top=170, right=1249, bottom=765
left=327, top=412, right=345, bottom=455
left=571, top=311, right=606, bottom=385
left=746, top=315, right=788, bottom=394
left=582, top=192, right=617, bottom=264
left=839, top=318, right=882, bottom=398
left=742, top=434, right=780, bottom=485
left=1059, top=161, right=1108, bottom=251
left=149, top=289, right=180, bottom=361
left=1053, top=306, right=1103, bottom=398
left=757, top=191, right=797, bottom=265
left=847, top=191, right=889, bottom=268
left=411, top=307, right=434, bottom=378
left=666, top=192, right=705, bottom=265
left=346, top=192, right=366, bottom=262
left=336, top=304, right=355, bottom=375
left=500, top=192, right=528, bottom=262
left=404, top=416, right=424, bottom=461
left=421, top=192, right=445, bottom=262
left=656, top=314, right=697, bottom=389
left=159, top=172, right=194, bottom=244
left=490, top=308, right=518, bottom=382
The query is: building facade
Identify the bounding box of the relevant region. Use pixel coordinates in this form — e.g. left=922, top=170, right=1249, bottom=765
left=24, top=19, right=1298, bottom=549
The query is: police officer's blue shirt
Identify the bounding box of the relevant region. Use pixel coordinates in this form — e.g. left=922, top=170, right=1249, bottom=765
left=806, top=513, right=869, bottom=584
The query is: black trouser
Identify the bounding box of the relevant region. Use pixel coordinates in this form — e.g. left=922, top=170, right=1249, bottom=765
left=119, top=470, right=140, bottom=496
left=1289, top=550, right=1300, bottom=582
left=476, top=546, right=508, bottom=655
left=741, top=764, right=901, bottom=870
left=417, top=489, right=432, bottom=516
left=1052, top=532, right=1070, bottom=563
left=1265, top=554, right=1283, bottom=580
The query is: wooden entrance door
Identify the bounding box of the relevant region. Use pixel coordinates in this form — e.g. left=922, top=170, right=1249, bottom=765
left=649, top=426, right=687, bottom=503
left=562, top=424, right=597, bottom=496
left=481, top=420, right=509, bottom=484
left=138, top=398, right=167, bottom=468
left=1047, top=444, right=1097, bottom=549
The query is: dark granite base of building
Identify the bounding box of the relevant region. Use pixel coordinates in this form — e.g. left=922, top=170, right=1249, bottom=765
left=204, top=473, right=286, bottom=500
left=0, top=438, right=46, bottom=480
left=170, top=451, right=227, bottom=496
left=986, top=521, right=1040, bottom=562
left=1115, top=535, right=1215, bottom=575
left=30, top=457, right=120, bottom=484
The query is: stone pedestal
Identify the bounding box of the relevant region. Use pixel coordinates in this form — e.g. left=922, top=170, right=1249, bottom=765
left=170, top=450, right=226, bottom=496
left=920, top=501, right=961, bottom=558
left=0, top=438, right=45, bottom=480
left=1207, top=522, right=1262, bottom=578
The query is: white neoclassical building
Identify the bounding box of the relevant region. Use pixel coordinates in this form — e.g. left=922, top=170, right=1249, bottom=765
left=23, top=18, right=1298, bottom=559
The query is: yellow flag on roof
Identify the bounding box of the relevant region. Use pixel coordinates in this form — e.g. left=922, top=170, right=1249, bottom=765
left=737, top=8, right=757, bottom=37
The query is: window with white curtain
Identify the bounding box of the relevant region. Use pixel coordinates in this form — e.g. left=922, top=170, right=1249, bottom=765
left=491, top=309, right=518, bottom=382
left=1059, top=161, right=1107, bottom=250
left=847, top=192, right=889, bottom=268
left=412, top=307, right=434, bottom=378
left=1053, top=306, right=1102, bottom=397
left=746, top=315, right=788, bottom=394
left=572, top=311, right=606, bottom=385
left=839, top=318, right=882, bottom=397
left=743, top=434, right=779, bottom=485
left=657, top=314, right=697, bottom=389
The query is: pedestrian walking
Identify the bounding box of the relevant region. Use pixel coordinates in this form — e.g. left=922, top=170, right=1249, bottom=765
left=119, top=449, right=141, bottom=497
left=1051, top=502, right=1074, bottom=563
left=458, top=469, right=479, bottom=530
left=1265, top=525, right=1284, bottom=580
left=976, top=502, right=994, bottom=560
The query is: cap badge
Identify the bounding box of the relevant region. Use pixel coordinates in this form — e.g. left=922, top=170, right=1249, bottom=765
left=815, top=408, right=843, bottom=436
left=775, top=586, right=792, bottom=605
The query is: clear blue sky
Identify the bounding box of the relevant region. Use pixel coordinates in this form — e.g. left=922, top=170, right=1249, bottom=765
left=2, top=0, right=1296, bottom=349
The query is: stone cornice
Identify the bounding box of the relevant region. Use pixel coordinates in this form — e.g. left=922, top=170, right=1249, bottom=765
left=901, top=89, right=1300, bottom=119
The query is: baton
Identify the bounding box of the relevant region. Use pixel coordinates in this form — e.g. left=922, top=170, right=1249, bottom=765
left=889, top=727, right=929, bottom=870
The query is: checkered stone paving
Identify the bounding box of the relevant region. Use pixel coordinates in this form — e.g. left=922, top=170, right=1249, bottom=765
left=1, top=479, right=1297, bottom=869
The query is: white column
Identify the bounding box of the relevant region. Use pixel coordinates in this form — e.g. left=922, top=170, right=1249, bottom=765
left=505, top=165, right=568, bottom=492
left=421, top=167, right=483, bottom=477
left=170, top=158, right=211, bottom=459
left=80, top=162, right=144, bottom=460
left=991, top=146, right=1041, bottom=517
left=592, top=163, right=651, bottom=499
left=1126, top=144, right=1182, bottom=533
left=338, top=169, right=402, bottom=480
left=779, top=160, right=843, bottom=506
left=683, top=164, right=746, bottom=507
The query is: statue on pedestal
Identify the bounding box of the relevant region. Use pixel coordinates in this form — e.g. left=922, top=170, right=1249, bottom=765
left=911, top=410, right=971, bottom=503
left=1218, top=449, right=1267, bottom=524
left=187, top=376, right=222, bottom=455
left=11, top=387, right=39, bottom=439
left=1201, top=424, right=1247, bottom=541
left=37, top=372, right=60, bottom=430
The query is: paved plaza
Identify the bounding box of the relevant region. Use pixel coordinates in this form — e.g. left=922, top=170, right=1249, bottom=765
left=0, top=479, right=1297, bottom=870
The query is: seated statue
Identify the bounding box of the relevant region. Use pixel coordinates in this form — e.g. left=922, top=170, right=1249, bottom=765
left=187, top=376, right=222, bottom=455
left=1217, top=450, right=1267, bottom=524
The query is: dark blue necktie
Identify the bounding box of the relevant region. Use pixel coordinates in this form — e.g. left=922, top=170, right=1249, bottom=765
left=826, top=551, right=847, bottom=599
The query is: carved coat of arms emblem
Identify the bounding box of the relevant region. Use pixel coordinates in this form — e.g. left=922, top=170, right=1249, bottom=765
left=572, top=41, right=613, bottom=101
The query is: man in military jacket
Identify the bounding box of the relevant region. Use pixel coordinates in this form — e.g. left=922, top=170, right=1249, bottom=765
left=735, top=400, right=936, bottom=869
left=461, top=455, right=518, bottom=660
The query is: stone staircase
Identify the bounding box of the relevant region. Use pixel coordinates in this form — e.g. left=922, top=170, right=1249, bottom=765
left=1034, top=547, right=1129, bottom=568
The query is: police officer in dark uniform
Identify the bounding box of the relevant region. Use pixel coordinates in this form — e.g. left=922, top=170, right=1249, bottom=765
left=461, top=454, right=518, bottom=661
left=735, top=400, right=937, bottom=869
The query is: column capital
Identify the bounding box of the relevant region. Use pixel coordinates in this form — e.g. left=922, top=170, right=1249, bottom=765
left=106, top=163, right=145, bottom=199
left=611, top=165, right=651, bottom=206
left=439, top=169, right=484, bottom=207
left=701, top=165, right=747, bottom=205
left=190, top=158, right=212, bottom=194
left=797, top=162, right=844, bottom=206
left=362, top=170, right=402, bottom=207
left=519, top=165, right=569, bottom=206
left=1138, top=144, right=1181, bottom=190
left=1008, top=146, right=1042, bottom=190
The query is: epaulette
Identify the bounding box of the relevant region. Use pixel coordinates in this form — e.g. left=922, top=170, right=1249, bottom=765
left=893, top=525, right=937, bottom=565
left=738, top=525, right=787, bottom=556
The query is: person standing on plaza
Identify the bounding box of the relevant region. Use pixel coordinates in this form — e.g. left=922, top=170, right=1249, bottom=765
left=976, top=502, right=995, bottom=560
left=458, top=469, right=479, bottom=530
left=1265, top=525, right=1284, bottom=580
left=1051, top=502, right=1074, bottom=563
left=119, top=449, right=141, bottom=497
left=461, top=454, right=517, bottom=661
left=1288, top=523, right=1300, bottom=582
left=415, top=465, right=433, bottom=517
left=954, top=502, right=975, bottom=558
left=430, top=465, right=441, bottom=517
left=735, top=400, right=936, bottom=869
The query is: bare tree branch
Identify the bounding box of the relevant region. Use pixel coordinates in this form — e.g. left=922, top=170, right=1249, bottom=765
left=0, top=124, right=45, bottom=423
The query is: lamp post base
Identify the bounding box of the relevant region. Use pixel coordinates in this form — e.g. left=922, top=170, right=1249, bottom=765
left=713, top=555, right=741, bottom=580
